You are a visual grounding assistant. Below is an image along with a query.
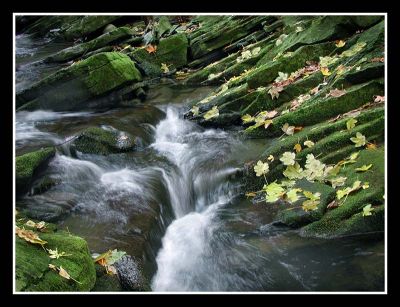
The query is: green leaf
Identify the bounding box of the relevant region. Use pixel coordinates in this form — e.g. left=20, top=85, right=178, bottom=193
left=107, top=249, right=126, bottom=265
left=287, top=188, right=302, bottom=203
left=319, top=56, right=338, bottom=67
left=191, top=106, right=199, bottom=116
left=350, top=132, right=366, bottom=147
left=203, top=106, right=219, bottom=120
left=303, top=191, right=321, bottom=201
left=280, top=151, right=296, bottom=166
left=251, top=47, right=261, bottom=56
left=283, top=162, right=304, bottom=180
left=328, top=176, right=347, bottom=189
left=362, top=204, right=374, bottom=216
left=254, top=160, right=269, bottom=177
left=264, top=182, right=285, bottom=203
left=302, top=199, right=320, bottom=211
left=304, top=154, right=326, bottom=181
left=336, top=180, right=362, bottom=200
left=303, top=140, right=315, bottom=148
left=355, top=164, right=373, bottom=172
left=275, top=72, right=289, bottom=83
left=281, top=123, right=295, bottom=135
left=346, top=118, right=358, bottom=130
left=340, top=42, right=366, bottom=58
left=241, top=114, right=254, bottom=124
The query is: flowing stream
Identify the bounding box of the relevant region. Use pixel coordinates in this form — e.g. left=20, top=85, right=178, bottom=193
left=15, top=35, right=384, bottom=292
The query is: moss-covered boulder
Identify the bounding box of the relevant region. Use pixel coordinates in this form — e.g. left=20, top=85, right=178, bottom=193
left=15, top=218, right=96, bottom=292
left=129, top=33, right=188, bottom=77
left=16, top=147, right=56, bottom=195
left=72, top=126, right=138, bottom=155
left=300, top=147, right=385, bottom=238
left=61, top=16, right=122, bottom=40
left=17, top=52, right=142, bottom=111
left=45, top=27, right=134, bottom=63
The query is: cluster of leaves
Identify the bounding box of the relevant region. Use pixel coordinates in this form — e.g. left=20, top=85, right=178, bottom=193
left=268, top=63, right=320, bottom=100
left=236, top=47, right=261, bottom=63
left=94, top=249, right=126, bottom=275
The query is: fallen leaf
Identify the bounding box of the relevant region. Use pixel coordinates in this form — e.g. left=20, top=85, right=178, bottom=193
left=16, top=227, right=47, bottom=245
left=48, top=264, right=56, bottom=270
left=267, top=155, right=274, bottom=162
left=362, top=204, right=374, bottom=216
left=241, top=114, right=254, bottom=124
left=366, top=143, right=377, bottom=150
left=47, top=248, right=72, bottom=259
left=283, top=162, right=304, bottom=180
left=280, top=152, right=296, bottom=166
left=370, top=57, right=384, bottom=63
left=295, top=26, right=304, bottom=33
left=145, top=44, right=157, bottom=54
left=327, top=200, right=340, bottom=210
left=58, top=266, right=71, bottom=280
left=304, top=140, right=315, bottom=148
left=264, top=182, right=285, bottom=203
left=203, top=106, right=219, bottom=120
left=191, top=106, right=199, bottom=116
left=282, top=123, right=295, bottom=136
left=268, top=86, right=284, bottom=99
left=335, top=40, right=346, bottom=48
left=254, top=160, right=269, bottom=177
left=329, top=176, right=347, bottom=189
left=287, top=188, right=303, bottom=202
left=321, top=67, right=331, bottom=76
left=275, top=72, right=289, bottom=83
left=350, top=132, right=366, bottom=147
left=328, top=88, right=347, bottom=98
left=355, top=164, right=373, bottom=172
left=346, top=118, right=358, bottom=130
left=264, top=119, right=273, bottom=129
left=245, top=192, right=257, bottom=197
left=293, top=143, right=302, bottom=153
left=374, top=95, right=385, bottom=103
left=160, top=63, right=170, bottom=73
left=106, top=265, right=117, bottom=275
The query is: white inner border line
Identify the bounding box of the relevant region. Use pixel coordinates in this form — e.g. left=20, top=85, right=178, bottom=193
left=13, top=12, right=387, bottom=295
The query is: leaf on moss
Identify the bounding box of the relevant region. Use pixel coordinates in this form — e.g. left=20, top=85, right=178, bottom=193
left=203, top=106, right=219, bottom=120
left=335, top=40, right=346, bottom=48
left=328, top=176, right=347, bottom=189
left=293, top=143, right=302, bottom=153
left=267, top=155, right=274, bottom=162
left=362, top=204, right=374, bottom=216
left=346, top=118, right=358, bottom=130
left=280, top=152, right=296, bottom=166
left=350, top=132, right=366, bottom=147
left=287, top=188, right=302, bottom=203
left=191, top=106, right=199, bottom=116
left=283, top=162, right=304, bottom=180
left=303, top=140, right=315, bottom=148
left=15, top=227, right=47, bottom=246
left=254, top=160, right=269, bottom=177
left=355, top=164, right=373, bottom=172
left=321, top=67, right=331, bottom=76
left=241, top=114, right=254, bottom=124
left=281, top=123, right=295, bottom=136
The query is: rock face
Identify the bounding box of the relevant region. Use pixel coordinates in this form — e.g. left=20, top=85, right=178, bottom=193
left=72, top=126, right=138, bottom=155
left=15, top=217, right=96, bottom=292
left=129, top=33, right=188, bottom=77
left=16, top=147, right=56, bottom=195
left=45, top=27, right=134, bottom=63
left=17, top=52, right=142, bottom=111
left=114, top=255, right=150, bottom=291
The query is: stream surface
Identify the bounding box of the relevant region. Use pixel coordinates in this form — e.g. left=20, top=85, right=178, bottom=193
left=15, top=34, right=384, bottom=292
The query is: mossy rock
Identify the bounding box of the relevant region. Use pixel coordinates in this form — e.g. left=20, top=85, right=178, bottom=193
left=15, top=219, right=96, bottom=291
left=300, top=147, right=385, bottom=238
left=72, top=126, right=138, bottom=155
left=16, top=147, right=56, bottom=195
left=45, top=27, right=134, bottom=63
left=61, top=16, right=122, bottom=40
left=274, top=180, right=336, bottom=228
left=17, top=52, right=142, bottom=111
left=129, top=33, right=188, bottom=77
left=92, top=264, right=123, bottom=291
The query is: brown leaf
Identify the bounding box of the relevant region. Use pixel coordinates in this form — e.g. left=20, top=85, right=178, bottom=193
left=370, top=57, right=384, bottom=63
left=327, top=200, right=340, bottom=210
left=48, top=264, right=57, bottom=271
left=310, top=86, right=320, bottom=95
left=16, top=227, right=47, bottom=245
left=293, top=143, right=302, bottom=153
left=290, top=99, right=300, bottom=110
left=366, top=143, right=377, bottom=150
left=328, top=88, right=347, bottom=98
left=145, top=44, right=157, bottom=54
left=58, top=266, right=71, bottom=280
left=374, top=95, right=385, bottom=103
left=294, top=126, right=303, bottom=132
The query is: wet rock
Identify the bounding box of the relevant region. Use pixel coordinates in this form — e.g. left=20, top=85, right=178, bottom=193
left=129, top=33, right=188, bottom=77
left=92, top=264, right=123, bottom=291
left=72, top=126, right=139, bottom=155
left=61, top=16, right=122, bottom=40
left=15, top=216, right=96, bottom=291
left=103, top=24, right=117, bottom=34
left=45, top=27, right=134, bottom=63
left=17, top=52, right=142, bottom=111
left=114, top=255, right=150, bottom=291
left=29, top=175, right=60, bottom=196
left=16, top=147, right=56, bottom=195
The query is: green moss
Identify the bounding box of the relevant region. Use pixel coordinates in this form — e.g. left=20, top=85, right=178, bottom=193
left=129, top=33, right=188, bottom=77
left=62, top=16, right=121, bottom=40
left=301, top=147, right=385, bottom=238
left=46, top=27, right=134, bottom=63
left=275, top=179, right=335, bottom=227
left=16, top=148, right=56, bottom=194
left=16, top=218, right=96, bottom=291
left=73, top=126, right=137, bottom=155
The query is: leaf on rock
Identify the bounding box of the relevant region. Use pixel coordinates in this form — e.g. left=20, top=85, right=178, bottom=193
left=47, top=248, right=72, bottom=259
left=327, top=199, right=340, bottom=210
left=241, top=114, right=254, bottom=124
left=328, top=88, right=347, bottom=98
left=254, top=160, right=269, bottom=177
left=15, top=227, right=47, bottom=246
left=346, top=118, right=358, bottom=130
left=160, top=63, right=170, bottom=73
left=295, top=26, right=304, bottom=33
left=304, top=154, right=326, bottom=182
left=374, top=95, right=385, bottom=103
left=245, top=192, right=257, bottom=198
left=355, top=164, right=373, bottom=172
left=335, top=40, right=346, bottom=48
left=280, top=152, right=296, bottom=166
left=203, top=106, right=219, bottom=120
left=362, top=204, right=374, bottom=216
left=145, top=44, right=157, bottom=54
left=321, top=67, right=331, bottom=76
left=282, top=123, right=295, bottom=136
left=191, top=106, right=200, bottom=116
left=267, top=155, right=274, bottom=162
left=283, top=162, right=304, bottom=180
left=302, top=199, right=320, bottom=212
left=350, top=132, right=366, bottom=147
left=366, top=143, right=377, bottom=150
left=268, top=86, right=283, bottom=99
left=287, top=188, right=302, bottom=203
left=303, top=140, right=315, bottom=148
left=294, top=143, right=302, bottom=153
left=58, top=266, right=71, bottom=280
left=264, top=182, right=285, bottom=203
left=328, top=176, right=347, bottom=189
left=275, top=72, right=289, bottom=83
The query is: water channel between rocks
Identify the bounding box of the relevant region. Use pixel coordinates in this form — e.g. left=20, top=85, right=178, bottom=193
left=15, top=33, right=384, bottom=292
